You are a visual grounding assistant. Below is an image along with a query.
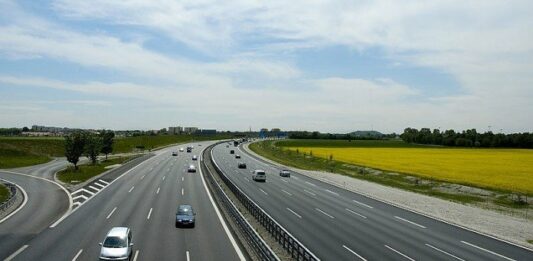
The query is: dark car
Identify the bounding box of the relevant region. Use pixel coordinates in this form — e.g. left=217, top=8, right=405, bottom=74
left=230, top=150, right=235, bottom=154
left=175, top=205, right=196, bottom=228
left=279, top=170, right=291, bottom=177
left=235, top=154, right=241, bottom=159
left=238, top=162, right=247, bottom=169
left=171, top=152, right=178, bottom=156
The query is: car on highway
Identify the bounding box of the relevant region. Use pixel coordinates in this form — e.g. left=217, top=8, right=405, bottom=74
left=235, top=154, right=241, bottom=159
left=172, top=151, right=178, bottom=156
left=188, top=165, right=196, bottom=173
left=238, top=162, right=247, bottom=169
left=99, top=227, right=133, bottom=261
left=192, top=155, right=198, bottom=161
left=252, top=170, right=266, bottom=182
left=230, top=150, right=235, bottom=154
left=279, top=170, right=291, bottom=177
left=175, top=204, right=196, bottom=228
left=186, top=146, right=193, bottom=153
left=179, top=148, right=184, bottom=152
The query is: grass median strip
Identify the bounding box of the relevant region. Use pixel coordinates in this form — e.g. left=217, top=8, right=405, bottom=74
left=0, top=183, right=10, bottom=203
left=57, top=156, right=136, bottom=184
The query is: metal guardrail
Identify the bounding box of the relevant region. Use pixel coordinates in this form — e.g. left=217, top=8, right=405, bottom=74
left=205, top=143, right=320, bottom=261
left=202, top=144, right=280, bottom=261
left=0, top=182, right=18, bottom=212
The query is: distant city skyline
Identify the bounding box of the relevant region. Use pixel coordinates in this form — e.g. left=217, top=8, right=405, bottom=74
left=1, top=1, right=532, bottom=133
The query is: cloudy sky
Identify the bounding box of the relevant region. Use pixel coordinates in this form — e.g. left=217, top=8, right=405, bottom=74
left=0, top=0, right=532, bottom=133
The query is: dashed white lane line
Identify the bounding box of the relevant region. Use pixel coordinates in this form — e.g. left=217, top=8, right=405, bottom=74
left=106, top=207, right=117, bottom=219
left=5, top=245, right=28, bottom=261
left=72, top=249, right=83, bottom=261
left=133, top=250, right=139, bottom=261
left=156, top=187, right=160, bottom=194
left=425, top=244, right=465, bottom=261
left=186, top=250, right=190, bottom=261
left=345, top=208, right=367, bottom=219
left=394, top=216, right=426, bottom=229
left=163, top=176, right=166, bottom=180
left=181, top=188, right=184, bottom=196
left=303, top=189, right=316, bottom=196
left=325, top=189, right=339, bottom=196
left=461, top=241, right=516, bottom=261
left=281, top=189, right=292, bottom=196
left=353, top=199, right=373, bottom=209
left=141, top=175, right=145, bottom=180
left=315, top=208, right=335, bottom=219
left=287, top=208, right=302, bottom=218
left=293, top=176, right=300, bottom=180
left=385, top=245, right=415, bottom=261
left=129, top=186, right=135, bottom=193
left=182, top=176, right=184, bottom=181
left=305, top=181, right=317, bottom=187
left=244, top=177, right=250, bottom=182
left=259, top=188, right=268, bottom=195
left=343, top=245, right=367, bottom=261
left=147, top=208, right=153, bottom=220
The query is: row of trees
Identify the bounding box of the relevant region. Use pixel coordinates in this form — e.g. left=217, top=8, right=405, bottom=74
left=65, top=130, right=115, bottom=170
left=288, top=131, right=397, bottom=140
left=401, top=128, right=533, bottom=148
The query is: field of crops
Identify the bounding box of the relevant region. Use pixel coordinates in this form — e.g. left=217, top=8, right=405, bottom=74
left=285, top=146, right=533, bottom=194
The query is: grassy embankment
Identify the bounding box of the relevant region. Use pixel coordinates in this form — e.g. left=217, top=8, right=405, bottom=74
left=56, top=156, right=136, bottom=184
left=0, top=134, right=231, bottom=168
left=250, top=139, right=533, bottom=208
left=0, top=183, right=9, bottom=204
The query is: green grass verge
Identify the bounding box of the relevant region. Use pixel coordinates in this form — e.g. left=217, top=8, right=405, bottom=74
left=0, top=183, right=9, bottom=204
left=113, top=134, right=231, bottom=153
left=276, top=139, right=430, bottom=148
left=249, top=140, right=526, bottom=208
left=57, top=156, right=137, bottom=184
left=527, top=240, right=533, bottom=244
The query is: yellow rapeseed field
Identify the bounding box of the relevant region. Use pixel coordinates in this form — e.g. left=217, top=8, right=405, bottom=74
left=287, top=147, right=533, bottom=194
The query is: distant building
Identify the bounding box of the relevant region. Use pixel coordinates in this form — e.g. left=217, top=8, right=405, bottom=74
left=271, top=128, right=281, bottom=132
left=199, top=129, right=216, bottom=135
left=168, top=126, right=183, bottom=135
left=183, top=127, right=199, bottom=134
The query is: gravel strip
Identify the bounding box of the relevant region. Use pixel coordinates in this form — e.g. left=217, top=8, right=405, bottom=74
left=243, top=143, right=533, bottom=249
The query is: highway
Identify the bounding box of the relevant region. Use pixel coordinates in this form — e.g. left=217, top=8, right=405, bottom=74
left=211, top=142, right=533, bottom=260
left=1, top=142, right=245, bottom=261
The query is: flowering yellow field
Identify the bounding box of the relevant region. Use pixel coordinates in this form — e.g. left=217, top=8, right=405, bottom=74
left=287, top=147, right=533, bottom=194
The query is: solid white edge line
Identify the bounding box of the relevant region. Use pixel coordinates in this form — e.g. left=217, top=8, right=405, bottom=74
left=286, top=208, right=302, bottom=218
left=1, top=170, right=73, bottom=227
left=342, top=245, right=367, bottom=261
left=0, top=179, right=28, bottom=224
left=345, top=208, right=367, bottom=219
left=4, top=244, right=29, bottom=261
left=106, top=207, right=117, bottom=219
left=384, top=245, right=415, bottom=261
left=133, top=250, right=139, bottom=261
left=186, top=250, right=190, bottom=261
left=394, top=216, right=426, bottom=229
left=129, top=186, right=135, bottom=193
left=200, top=146, right=246, bottom=261
left=425, top=243, right=465, bottom=261
left=461, top=241, right=516, bottom=261
left=71, top=249, right=83, bottom=261
left=315, top=208, right=335, bottom=219
left=147, top=208, right=153, bottom=220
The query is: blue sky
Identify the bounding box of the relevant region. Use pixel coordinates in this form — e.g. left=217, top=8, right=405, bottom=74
left=0, top=0, right=532, bottom=133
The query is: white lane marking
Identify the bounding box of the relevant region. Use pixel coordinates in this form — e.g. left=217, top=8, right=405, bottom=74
left=163, top=176, right=166, bottom=180
left=4, top=244, right=28, bottom=261
left=72, top=188, right=92, bottom=195
left=385, top=245, right=415, bottom=261
left=425, top=244, right=465, bottom=261
left=281, top=189, right=292, bottom=196
left=259, top=188, right=268, bottom=195
left=133, top=250, right=139, bottom=261
left=149, top=167, right=154, bottom=171
left=325, top=189, right=339, bottom=196
left=92, top=182, right=105, bottom=189
left=305, top=181, right=317, bottom=187
left=461, top=241, right=516, bottom=261
left=315, top=208, right=335, bottom=219
left=106, top=207, right=117, bottom=219
left=182, top=176, right=184, bottom=181
left=303, top=189, right=316, bottom=196
left=128, top=186, right=135, bottom=193
left=280, top=179, right=288, bottom=183
left=244, top=177, right=250, bottom=182
left=98, top=179, right=109, bottom=185
left=394, top=216, right=426, bottom=229
left=293, top=176, right=300, bottom=180
left=73, top=202, right=81, bottom=207
left=141, top=175, right=145, bottom=180
left=181, top=188, right=184, bottom=196
left=353, top=199, right=373, bottom=209
left=0, top=180, right=28, bottom=224
left=203, top=149, right=246, bottom=260
left=147, top=208, right=153, bottom=220
left=186, top=251, right=190, bottom=261
left=73, top=195, right=88, bottom=201
left=345, top=208, right=367, bottom=219
left=72, top=249, right=83, bottom=261
left=88, top=185, right=99, bottom=191
left=287, top=208, right=302, bottom=218
left=343, top=245, right=367, bottom=261
left=156, top=187, right=160, bottom=194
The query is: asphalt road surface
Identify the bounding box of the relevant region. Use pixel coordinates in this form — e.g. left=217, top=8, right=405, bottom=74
left=1, top=142, right=244, bottom=261
left=211, top=142, right=533, bottom=261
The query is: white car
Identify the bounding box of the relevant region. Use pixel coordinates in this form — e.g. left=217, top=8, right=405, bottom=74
left=192, top=155, right=198, bottom=161
left=99, top=227, right=133, bottom=260
left=179, top=148, right=184, bottom=152
left=188, top=165, right=196, bottom=173
left=252, top=170, right=266, bottom=182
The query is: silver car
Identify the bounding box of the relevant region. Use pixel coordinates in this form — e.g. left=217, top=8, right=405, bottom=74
left=188, top=165, right=196, bottom=173
left=99, top=227, right=133, bottom=260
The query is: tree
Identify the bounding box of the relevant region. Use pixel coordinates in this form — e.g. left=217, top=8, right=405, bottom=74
left=65, top=132, right=86, bottom=170
left=85, top=134, right=102, bottom=165
left=22, top=126, right=29, bottom=132
left=100, top=130, right=115, bottom=160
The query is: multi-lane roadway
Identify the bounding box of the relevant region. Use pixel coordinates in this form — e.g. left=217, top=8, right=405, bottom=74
left=210, top=141, right=533, bottom=261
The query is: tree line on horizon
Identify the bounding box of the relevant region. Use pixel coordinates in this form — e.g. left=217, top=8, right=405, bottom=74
left=400, top=128, right=533, bottom=148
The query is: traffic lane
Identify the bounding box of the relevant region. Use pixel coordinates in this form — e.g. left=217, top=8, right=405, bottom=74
left=12, top=158, right=70, bottom=180
left=0, top=172, right=69, bottom=259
